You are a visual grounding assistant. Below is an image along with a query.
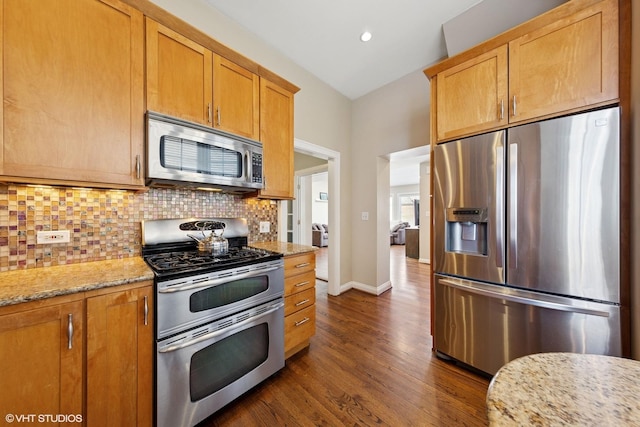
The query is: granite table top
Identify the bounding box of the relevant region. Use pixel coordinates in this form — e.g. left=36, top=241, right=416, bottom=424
left=250, top=241, right=317, bottom=257
left=486, top=352, right=640, bottom=426
left=0, top=257, right=154, bottom=308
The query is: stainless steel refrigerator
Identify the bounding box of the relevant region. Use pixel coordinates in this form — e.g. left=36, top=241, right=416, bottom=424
left=433, top=107, right=622, bottom=375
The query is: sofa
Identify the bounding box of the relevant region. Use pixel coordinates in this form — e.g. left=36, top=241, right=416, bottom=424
left=312, top=223, right=329, bottom=247
left=390, top=222, right=409, bottom=245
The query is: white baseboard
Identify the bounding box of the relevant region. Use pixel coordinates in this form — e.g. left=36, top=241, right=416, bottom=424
left=340, top=280, right=392, bottom=296
left=419, top=258, right=431, bottom=264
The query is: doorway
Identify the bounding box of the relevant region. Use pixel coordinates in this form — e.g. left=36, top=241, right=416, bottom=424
left=287, top=138, right=341, bottom=296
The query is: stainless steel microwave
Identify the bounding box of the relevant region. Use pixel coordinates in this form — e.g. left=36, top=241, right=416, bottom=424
left=146, top=112, right=263, bottom=193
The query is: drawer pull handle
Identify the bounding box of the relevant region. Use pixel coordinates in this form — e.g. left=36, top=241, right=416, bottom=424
left=295, top=262, right=310, bottom=268
left=144, top=295, right=149, bottom=326
left=295, top=299, right=310, bottom=307
left=67, top=314, right=74, bottom=350
left=294, top=281, right=310, bottom=288
left=295, top=317, right=310, bottom=327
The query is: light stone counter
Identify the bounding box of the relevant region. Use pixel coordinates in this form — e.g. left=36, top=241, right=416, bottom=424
left=0, top=257, right=154, bottom=307
left=486, top=352, right=640, bottom=426
left=250, top=241, right=317, bottom=257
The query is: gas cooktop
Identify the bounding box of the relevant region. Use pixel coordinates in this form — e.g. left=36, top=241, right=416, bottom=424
left=144, top=246, right=281, bottom=277
left=141, top=217, right=282, bottom=280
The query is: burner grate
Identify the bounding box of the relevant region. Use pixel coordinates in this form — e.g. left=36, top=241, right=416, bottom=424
left=144, top=247, right=274, bottom=274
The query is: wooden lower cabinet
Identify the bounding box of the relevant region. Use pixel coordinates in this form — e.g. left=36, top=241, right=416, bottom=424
left=0, top=296, right=84, bottom=420
left=86, top=283, right=153, bottom=427
left=0, top=282, right=153, bottom=426
left=284, top=252, right=316, bottom=358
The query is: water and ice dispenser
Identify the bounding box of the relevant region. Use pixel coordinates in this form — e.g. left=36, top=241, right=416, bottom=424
left=445, top=208, right=488, bottom=256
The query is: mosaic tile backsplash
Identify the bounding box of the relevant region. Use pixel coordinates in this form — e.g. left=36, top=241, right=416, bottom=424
left=0, top=185, right=279, bottom=271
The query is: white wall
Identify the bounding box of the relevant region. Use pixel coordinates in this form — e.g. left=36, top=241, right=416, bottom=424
left=312, top=172, right=329, bottom=224
left=351, top=69, right=431, bottom=290
left=419, top=162, right=431, bottom=264
left=148, top=0, right=353, bottom=286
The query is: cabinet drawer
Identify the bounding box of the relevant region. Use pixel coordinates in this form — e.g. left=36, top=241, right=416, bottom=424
left=285, top=287, right=316, bottom=317
left=284, top=252, right=315, bottom=276
left=284, top=305, right=315, bottom=353
left=285, top=270, right=315, bottom=296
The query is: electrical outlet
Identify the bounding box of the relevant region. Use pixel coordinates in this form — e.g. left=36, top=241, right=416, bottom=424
left=361, top=212, right=369, bottom=221
left=37, top=230, right=71, bottom=244
left=259, top=221, right=270, bottom=233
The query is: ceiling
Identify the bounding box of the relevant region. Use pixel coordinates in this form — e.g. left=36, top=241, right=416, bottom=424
left=204, top=0, right=481, bottom=100
left=201, top=0, right=564, bottom=186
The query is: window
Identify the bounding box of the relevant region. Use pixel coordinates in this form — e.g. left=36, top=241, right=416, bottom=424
left=399, top=194, right=419, bottom=226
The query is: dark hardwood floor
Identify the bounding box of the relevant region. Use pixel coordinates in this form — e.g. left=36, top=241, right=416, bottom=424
left=200, top=245, right=490, bottom=426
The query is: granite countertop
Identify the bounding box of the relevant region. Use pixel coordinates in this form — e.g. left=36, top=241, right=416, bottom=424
left=251, top=241, right=317, bottom=257
left=0, top=257, right=154, bottom=307
left=486, top=352, right=640, bottom=426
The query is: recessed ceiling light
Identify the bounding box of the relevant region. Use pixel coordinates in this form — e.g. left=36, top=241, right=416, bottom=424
left=360, top=31, right=372, bottom=42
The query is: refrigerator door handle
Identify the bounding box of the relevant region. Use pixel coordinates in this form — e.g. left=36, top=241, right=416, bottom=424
left=439, top=278, right=611, bottom=318
left=495, top=146, right=504, bottom=269
left=508, top=143, right=518, bottom=269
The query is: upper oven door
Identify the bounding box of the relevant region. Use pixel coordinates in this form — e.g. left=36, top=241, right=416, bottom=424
left=146, top=111, right=263, bottom=191
left=156, top=259, right=284, bottom=339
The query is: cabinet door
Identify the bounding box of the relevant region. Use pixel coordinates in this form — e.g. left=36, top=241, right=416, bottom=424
left=508, top=0, right=618, bottom=123
left=213, top=55, right=260, bottom=139
left=435, top=45, right=508, bottom=142
left=86, top=285, right=153, bottom=427
left=1, top=0, right=144, bottom=187
left=146, top=18, right=213, bottom=126
left=259, top=78, right=294, bottom=199
left=0, top=300, right=83, bottom=418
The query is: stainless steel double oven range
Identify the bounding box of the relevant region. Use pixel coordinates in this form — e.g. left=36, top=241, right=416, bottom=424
left=142, top=218, right=285, bottom=427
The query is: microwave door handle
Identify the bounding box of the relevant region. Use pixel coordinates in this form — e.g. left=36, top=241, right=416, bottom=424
left=245, top=150, right=251, bottom=183
left=158, top=266, right=281, bottom=293
left=158, top=301, right=284, bottom=353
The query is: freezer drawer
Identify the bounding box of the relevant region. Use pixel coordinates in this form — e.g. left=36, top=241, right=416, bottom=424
left=434, top=275, right=622, bottom=375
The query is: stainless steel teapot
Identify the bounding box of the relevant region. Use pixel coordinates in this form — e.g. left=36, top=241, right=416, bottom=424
left=188, top=223, right=228, bottom=255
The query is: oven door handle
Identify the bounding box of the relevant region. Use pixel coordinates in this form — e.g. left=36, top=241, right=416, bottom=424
left=158, top=266, right=281, bottom=293
left=158, top=301, right=284, bottom=353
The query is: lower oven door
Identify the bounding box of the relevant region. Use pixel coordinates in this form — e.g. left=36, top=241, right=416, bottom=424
left=156, top=299, right=284, bottom=427
left=157, top=259, right=284, bottom=339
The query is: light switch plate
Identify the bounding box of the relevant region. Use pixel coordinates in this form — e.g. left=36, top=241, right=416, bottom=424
left=259, top=221, right=270, bottom=233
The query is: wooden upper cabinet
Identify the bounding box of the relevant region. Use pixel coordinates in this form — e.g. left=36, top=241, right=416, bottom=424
left=429, top=0, right=619, bottom=143
left=213, top=56, right=260, bottom=139
left=1, top=0, right=145, bottom=188
left=146, top=19, right=260, bottom=140
left=0, top=298, right=83, bottom=419
left=146, top=18, right=213, bottom=126
left=259, top=78, right=295, bottom=199
left=508, top=0, right=618, bottom=123
left=435, top=45, right=508, bottom=141
left=86, top=284, right=153, bottom=426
